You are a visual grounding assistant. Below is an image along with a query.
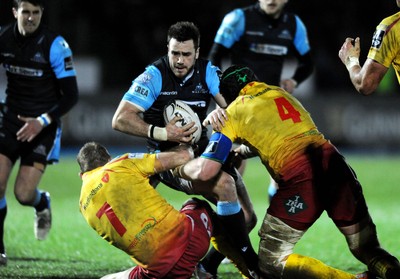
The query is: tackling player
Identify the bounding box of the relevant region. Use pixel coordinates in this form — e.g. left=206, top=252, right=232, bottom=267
left=77, top=142, right=214, bottom=279
left=173, top=65, right=400, bottom=279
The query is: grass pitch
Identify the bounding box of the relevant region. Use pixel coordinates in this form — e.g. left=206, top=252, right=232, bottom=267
left=0, top=150, right=399, bottom=278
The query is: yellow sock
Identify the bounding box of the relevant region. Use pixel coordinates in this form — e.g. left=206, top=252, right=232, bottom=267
left=282, top=254, right=356, bottom=279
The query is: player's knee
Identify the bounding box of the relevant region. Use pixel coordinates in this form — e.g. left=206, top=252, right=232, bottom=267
left=15, top=192, right=34, bottom=205
left=246, top=211, right=258, bottom=232
left=258, top=214, right=304, bottom=277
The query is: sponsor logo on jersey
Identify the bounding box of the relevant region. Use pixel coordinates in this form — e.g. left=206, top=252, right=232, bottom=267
left=160, top=91, right=178, bottom=96
left=128, top=216, right=158, bottom=249
left=193, top=83, right=209, bottom=94
left=136, top=72, right=152, bottom=84
left=284, top=194, right=307, bottom=215
left=278, top=29, right=293, bottom=40
left=4, top=64, right=43, bottom=77
left=246, top=30, right=264, bottom=36
left=184, top=100, right=206, bottom=108
left=371, top=29, right=385, bottom=49
left=64, top=56, right=74, bottom=71
left=32, top=52, right=46, bottom=63
left=82, top=183, right=103, bottom=210
left=59, top=39, right=70, bottom=49
left=249, top=43, right=288, bottom=56
left=133, top=85, right=149, bottom=97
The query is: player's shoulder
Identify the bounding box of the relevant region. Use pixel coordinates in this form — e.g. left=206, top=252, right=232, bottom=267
left=223, top=7, right=245, bottom=24
left=379, top=11, right=400, bottom=30
left=40, top=25, right=62, bottom=41
left=0, top=23, right=13, bottom=38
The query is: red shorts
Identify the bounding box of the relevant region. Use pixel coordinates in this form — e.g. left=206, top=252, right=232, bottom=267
left=267, top=142, right=369, bottom=230
left=129, top=199, right=213, bottom=279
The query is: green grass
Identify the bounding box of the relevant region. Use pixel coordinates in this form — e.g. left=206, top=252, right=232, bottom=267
left=0, top=151, right=399, bottom=278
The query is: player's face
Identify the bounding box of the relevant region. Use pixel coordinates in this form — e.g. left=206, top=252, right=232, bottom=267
left=259, top=0, right=288, bottom=19
left=13, top=2, right=43, bottom=36
left=397, top=0, right=400, bottom=8
left=167, top=38, right=199, bottom=79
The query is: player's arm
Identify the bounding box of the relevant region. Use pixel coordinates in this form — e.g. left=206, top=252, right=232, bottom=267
left=339, top=37, right=388, bottom=95
left=112, top=100, right=195, bottom=142
left=154, top=144, right=195, bottom=173
left=208, top=43, right=230, bottom=68
left=175, top=132, right=232, bottom=181
left=203, top=93, right=228, bottom=131
left=282, top=51, right=314, bottom=92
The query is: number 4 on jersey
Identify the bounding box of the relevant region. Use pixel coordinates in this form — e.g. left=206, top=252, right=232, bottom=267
left=274, top=97, right=301, bottom=123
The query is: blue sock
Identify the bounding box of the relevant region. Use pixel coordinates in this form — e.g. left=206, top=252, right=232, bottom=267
left=33, top=189, right=42, bottom=207
left=0, top=198, right=6, bottom=209
left=216, top=200, right=240, bottom=216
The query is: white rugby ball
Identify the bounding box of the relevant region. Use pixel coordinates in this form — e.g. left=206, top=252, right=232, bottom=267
left=163, top=100, right=202, bottom=144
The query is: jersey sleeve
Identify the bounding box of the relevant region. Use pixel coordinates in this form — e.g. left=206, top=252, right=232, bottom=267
left=49, top=36, right=77, bottom=79
left=293, top=16, right=311, bottom=56
left=367, top=16, right=400, bottom=68
left=205, top=61, right=221, bottom=96
left=214, top=9, right=245, bottom=49
left=121, top=65, right=162, bottom=111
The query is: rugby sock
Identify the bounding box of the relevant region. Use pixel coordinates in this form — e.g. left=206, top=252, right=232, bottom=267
left=200, top=246, right=226, bottom=275
left=217, top=202, right=258, bottom=274
left=34, top=190, right=48, bottom=212
left=0, top=198, right=7, bottom=253
left=282, top=253, right=356, bottom=279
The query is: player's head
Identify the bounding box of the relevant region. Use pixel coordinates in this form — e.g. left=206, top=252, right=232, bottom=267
left=13, top=0, right=44, bottom=36
left=77, top=142, right=111, bottom=174
left=167, top=21, right=200, bottom=50
left=13, top=0, right=44, bottom=9
left=219, top=65, right=259, bottom=105
left=167, top=21, right=200, bottom=79
left=259, top=0, right=288, bottom=18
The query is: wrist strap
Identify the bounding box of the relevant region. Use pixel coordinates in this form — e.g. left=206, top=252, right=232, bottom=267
left=148, top=125, right=167, bottom=141
left=346, top=56, right=360, bottom=70
left=36, top=113, right=51, bottom=127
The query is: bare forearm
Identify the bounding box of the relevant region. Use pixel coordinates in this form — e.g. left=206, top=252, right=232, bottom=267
left=112, top=111, right=149, bottom=137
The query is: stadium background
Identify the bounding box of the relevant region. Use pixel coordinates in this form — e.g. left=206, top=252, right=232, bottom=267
left=1, top=0, right=400, bottom=152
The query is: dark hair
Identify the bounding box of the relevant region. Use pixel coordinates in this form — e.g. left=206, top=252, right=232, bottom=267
left=219, top=65, right=259, bottom=105
left=76, top=142, right=111, bottom=174
left=167, top=21, right=200, bottom=50
left=13, top=0, right=44, bottom=9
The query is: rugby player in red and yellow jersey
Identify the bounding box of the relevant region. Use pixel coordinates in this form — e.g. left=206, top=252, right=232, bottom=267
left=339, top=0, right=400, bottom=95
left=77, top=142, right=213, bottom=279
left=174, top=65, right=400, bottom=279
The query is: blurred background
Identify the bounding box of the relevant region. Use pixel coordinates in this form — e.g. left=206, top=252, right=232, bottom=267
left=1, top=0, right=400, bottom=152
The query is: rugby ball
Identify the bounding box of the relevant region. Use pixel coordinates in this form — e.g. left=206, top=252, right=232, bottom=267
left=163, top=100, right=202, bottom=144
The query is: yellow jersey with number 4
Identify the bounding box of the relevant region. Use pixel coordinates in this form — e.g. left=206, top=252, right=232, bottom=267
left=222, top=81, right=327, bottom=179
left=368, top=11, right=400, bottom=83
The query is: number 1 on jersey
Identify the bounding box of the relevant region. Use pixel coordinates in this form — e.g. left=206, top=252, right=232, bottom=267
left=96, top=202, right=127, bottom=237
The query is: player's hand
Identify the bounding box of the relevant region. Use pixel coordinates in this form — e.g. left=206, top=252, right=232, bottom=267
left=166, top=115, right=197, bottom=143
left=338, top=37, right=361, bottom=67
left=280, top=78, right=297, bottom=93
left=203, top=107, right=228, bottom=132
left=16, top=115, right=43, bottom=142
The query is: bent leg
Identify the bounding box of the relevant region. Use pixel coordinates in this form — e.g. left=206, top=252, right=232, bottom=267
left=259, top=213, right=359, bottom=279
left=341, top=215, right=400, bottom=279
